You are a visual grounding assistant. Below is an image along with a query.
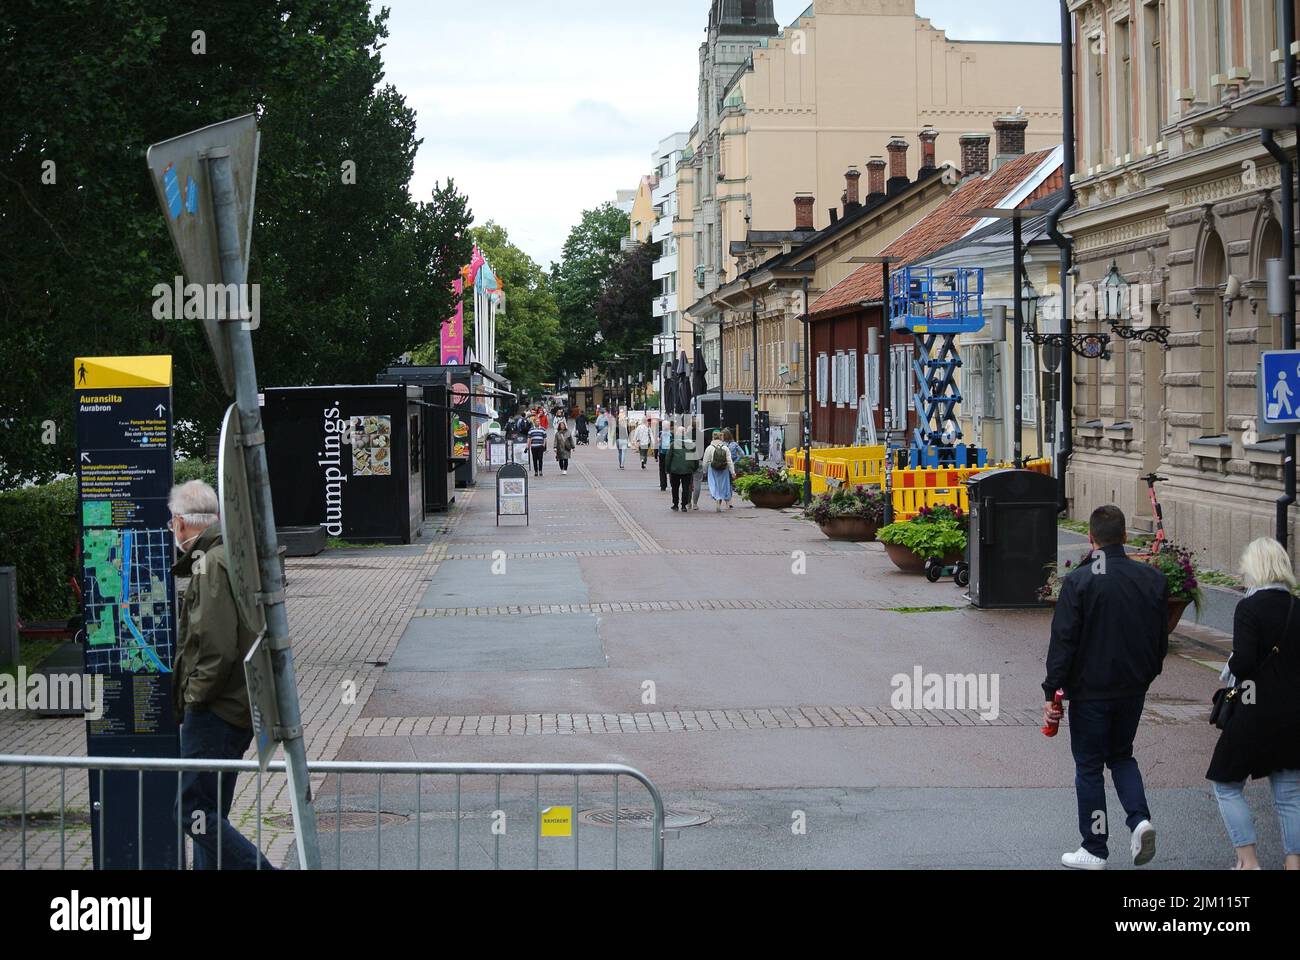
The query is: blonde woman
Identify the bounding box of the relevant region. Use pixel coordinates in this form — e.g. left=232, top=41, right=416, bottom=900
left=1206, top=537, right=1300, bottom=870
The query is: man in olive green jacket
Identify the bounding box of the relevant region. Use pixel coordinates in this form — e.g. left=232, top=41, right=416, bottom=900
left=665, top=425, right=698, bottom=512
left=170, top=480, right=272, bottom=870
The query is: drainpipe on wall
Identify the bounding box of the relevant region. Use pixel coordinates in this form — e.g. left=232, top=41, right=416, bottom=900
left=1261, top=0, right=1297, bottom=548
left=1045, top=0, right=1077, bottom=515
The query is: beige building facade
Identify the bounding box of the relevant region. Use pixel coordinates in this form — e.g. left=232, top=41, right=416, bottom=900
left=1062, top=0, right=1299, bottom=572
left=681, top=0, right=1064, bottom=433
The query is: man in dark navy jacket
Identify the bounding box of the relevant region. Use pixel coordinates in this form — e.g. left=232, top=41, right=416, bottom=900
left=1044, top=505, right=1169, bottom=871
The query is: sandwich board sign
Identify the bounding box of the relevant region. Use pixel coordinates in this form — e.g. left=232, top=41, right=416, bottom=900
left=146, top=115, right=261, bottom=396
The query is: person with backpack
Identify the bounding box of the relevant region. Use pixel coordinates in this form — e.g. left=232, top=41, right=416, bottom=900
left=1206, top=537, right=1300, bottom=871
left=704, top=430, right=736, bottom=511
left=528, top=419, right=548, bottom=478
left=554, top=420, right=576, bottom=477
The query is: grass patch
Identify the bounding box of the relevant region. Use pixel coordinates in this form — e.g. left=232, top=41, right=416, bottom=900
left=1, top=638, right=62, bottom=680
left=1058, top=518, right=1089, bottom=535
left=1199, top=569, right=1243, bottom=590
left=326, top=538, right=390, bottom=551
left=885, top=606, right=963, bottom=614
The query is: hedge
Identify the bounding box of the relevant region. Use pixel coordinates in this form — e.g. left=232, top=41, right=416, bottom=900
left=0, top=460, right=215, bottom=622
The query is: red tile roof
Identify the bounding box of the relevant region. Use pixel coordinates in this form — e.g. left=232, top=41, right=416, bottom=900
left=810, top=149, right=1059, bottom=319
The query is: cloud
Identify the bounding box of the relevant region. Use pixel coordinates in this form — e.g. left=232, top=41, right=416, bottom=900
left=379, top=0, right=1061, bottom=266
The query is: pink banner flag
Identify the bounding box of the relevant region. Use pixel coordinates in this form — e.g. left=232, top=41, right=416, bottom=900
left=441, top=278, right=465, bottom=365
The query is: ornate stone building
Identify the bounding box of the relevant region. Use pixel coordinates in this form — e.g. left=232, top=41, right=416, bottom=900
left=1063, top=0, right=1298, bottom=570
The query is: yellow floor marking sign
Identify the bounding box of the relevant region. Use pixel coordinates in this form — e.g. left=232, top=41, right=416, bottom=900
left=540, top=806, right=573, bottom=838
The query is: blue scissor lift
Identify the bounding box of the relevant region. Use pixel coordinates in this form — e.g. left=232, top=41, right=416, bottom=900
left=889, top=265, right=990, bottom=469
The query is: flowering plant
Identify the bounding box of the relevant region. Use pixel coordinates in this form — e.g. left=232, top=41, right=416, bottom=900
left=735, top=467, right=799, bottom=499
left=878, top=509, right=967, bottom=560
left=1037, top=544, right=1203, bottom=615
left=804, top=486, right=885, bottom=526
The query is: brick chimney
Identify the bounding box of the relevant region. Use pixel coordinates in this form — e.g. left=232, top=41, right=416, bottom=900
left=844, top=166, right=862, bottom=214
left=794, top=193, right=815, bottom=230
left=886, top=137, right=910, bottom=194
left=918, top=127, right=940, bottom=176
left=993, top=114, right=1029, bottom=170
left=866, top=157, right=887, bottom=200
left=959, top=132, right=991, bottom=178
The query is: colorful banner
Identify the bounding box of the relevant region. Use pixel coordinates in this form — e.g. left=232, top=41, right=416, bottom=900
left=441, top=277, right=465, bottom=365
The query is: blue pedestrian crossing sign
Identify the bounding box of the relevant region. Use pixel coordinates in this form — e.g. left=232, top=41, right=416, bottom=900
left=1261, top=351, right=1300, bottom=426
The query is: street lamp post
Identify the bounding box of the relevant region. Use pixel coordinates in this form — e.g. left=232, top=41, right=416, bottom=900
left=801, top=276, right=812, bottom=506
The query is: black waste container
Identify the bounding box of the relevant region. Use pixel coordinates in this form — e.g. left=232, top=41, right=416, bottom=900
left=967, top=469, right=1058, bottom=609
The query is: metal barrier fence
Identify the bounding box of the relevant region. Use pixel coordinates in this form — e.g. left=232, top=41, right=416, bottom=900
left=891, top=458, right=1054, bottom=521
left=0, top=755, right=665, bottom=871
left=787, top=446, right=887, bottom=494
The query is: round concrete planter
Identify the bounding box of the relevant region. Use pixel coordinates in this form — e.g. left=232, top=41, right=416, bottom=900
left=883, top=542, right=962, bottom=575
left=748, top=490, right=799, bottom=510
left=818, top=517, right=880, bottom=542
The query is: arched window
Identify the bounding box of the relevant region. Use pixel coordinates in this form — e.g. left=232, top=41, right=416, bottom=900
left=1199, top=230, right=1228, bottom=435
left=1255, top=217, right=1284, bottom=348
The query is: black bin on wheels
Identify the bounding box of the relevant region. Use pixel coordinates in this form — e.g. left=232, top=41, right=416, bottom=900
left=967, top=469, right=1058, bottom=609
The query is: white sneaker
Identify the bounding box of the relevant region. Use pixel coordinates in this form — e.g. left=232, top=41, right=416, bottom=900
left=1131, top=820, right=1157, bottom=867
left=1061, top=848, right=1107, bottom=871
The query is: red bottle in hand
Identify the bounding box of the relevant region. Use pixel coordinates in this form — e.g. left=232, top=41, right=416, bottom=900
left=1043, top=690, right=1065, bottom=738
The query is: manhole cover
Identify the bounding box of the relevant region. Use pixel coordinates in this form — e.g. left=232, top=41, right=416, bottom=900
left=267, top=811, right=408, bottom=832
left=579, top=808, right=710, bottom=829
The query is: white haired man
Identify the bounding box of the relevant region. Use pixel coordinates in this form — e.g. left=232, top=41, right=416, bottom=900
left=169, top=480, right=273, bottom=870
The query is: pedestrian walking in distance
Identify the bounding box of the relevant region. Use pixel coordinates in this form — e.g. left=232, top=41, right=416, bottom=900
left=690, top=424, right=707, bottom=511
left=705, top=429, right=737, bottom=511
left=169, top=481, right=274, bottom=870
left=666, top=425, right=697, bottom=512
left=615, top=411, right=630, bottom=469
left=1207, top=537, right=1300, bottom=871
left=1044, top=505, right=1168, bottom=871
left=595, top=409, right=609, bottom=446
left=633, top=418, right=653, bottom=470
left=528, top=419, right=548, bottom=478
left=658, top=417, right=673, bottom=492
left=554, top=420, right=576, bottom=477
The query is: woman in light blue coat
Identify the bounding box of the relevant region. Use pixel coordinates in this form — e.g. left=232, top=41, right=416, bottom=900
left=704, top=430, right=736, bottom=510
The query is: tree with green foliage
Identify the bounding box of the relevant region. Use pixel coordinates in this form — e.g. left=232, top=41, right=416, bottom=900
left=0, top=0, right=472, bottom=486
left=551, top=203, right=630, bottom=383
left=595, top=242, right=658, bottom=358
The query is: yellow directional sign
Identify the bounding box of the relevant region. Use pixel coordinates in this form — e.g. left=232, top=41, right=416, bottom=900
left=74, top=356, right=173, bottom=390
left=540, top=806, right=573, bottom=838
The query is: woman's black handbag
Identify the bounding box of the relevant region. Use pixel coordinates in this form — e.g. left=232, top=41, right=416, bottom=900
left=1210, top=595, right=1292, bottom=731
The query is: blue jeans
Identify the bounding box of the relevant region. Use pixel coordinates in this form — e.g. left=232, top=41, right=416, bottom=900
left=1069, top=695, right=1151, bottom=859
left=1213, top=770, right=1300, bottom=856
left=617, top=444, right=627, bottom=467
left=179, top=708, right=274, bottom=870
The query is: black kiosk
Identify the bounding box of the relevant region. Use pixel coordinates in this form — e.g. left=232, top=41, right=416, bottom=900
left=378, top=363, right=514, bottom=492
left=263, top=384, right=425, bottom=545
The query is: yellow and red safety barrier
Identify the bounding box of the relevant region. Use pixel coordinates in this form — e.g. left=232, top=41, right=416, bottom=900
left=889, top=458, right=1052, bottom=521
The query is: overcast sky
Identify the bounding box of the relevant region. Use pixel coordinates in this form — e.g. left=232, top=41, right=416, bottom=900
left=374, top=1, right=1060, bottom=269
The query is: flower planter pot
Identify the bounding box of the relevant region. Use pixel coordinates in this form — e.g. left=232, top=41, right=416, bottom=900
left=818, top=517, right=880, bottom=542
left=749, top=490, right=799, bottom=510
left=1043, top=597, right=1192, bottom=639
left=1167, top=598, right=1192, bottom=634
left=882, top=542, right=963, bottom=574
